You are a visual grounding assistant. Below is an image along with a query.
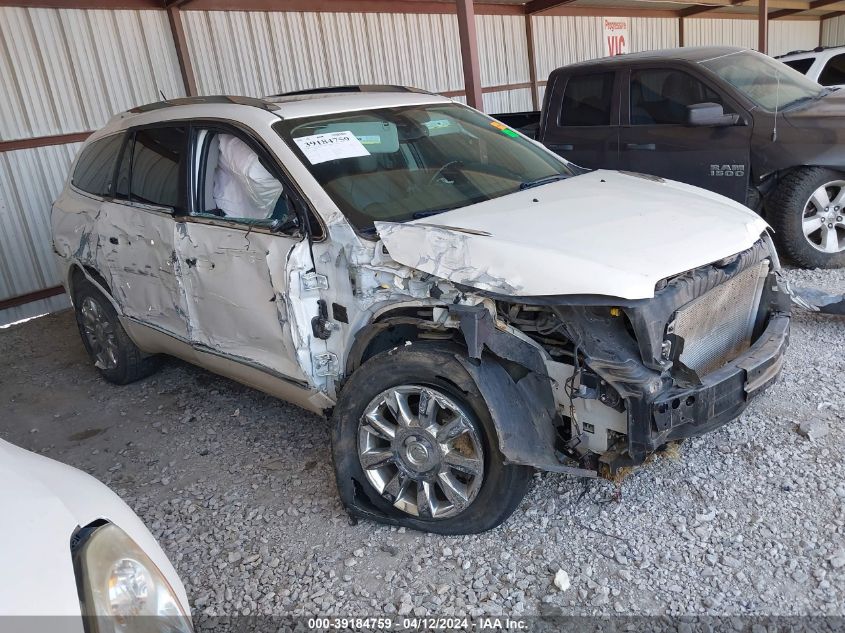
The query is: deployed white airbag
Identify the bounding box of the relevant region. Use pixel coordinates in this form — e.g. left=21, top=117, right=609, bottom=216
left=213, top=134, right=283, bottom=220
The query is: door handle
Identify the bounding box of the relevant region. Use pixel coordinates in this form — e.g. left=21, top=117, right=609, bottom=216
left=548, top=143, right=574, bottom=151
left=625, top=143, right=656, bottom=150
left=109, top=237, right=119, bottom=245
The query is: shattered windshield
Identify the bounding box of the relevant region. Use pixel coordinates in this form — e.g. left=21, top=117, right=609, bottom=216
left=700, top=50, right=826, bottom=111
left=275, top=103, right=572, bottom=233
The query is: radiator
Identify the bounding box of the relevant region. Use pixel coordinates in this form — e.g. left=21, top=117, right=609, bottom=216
left=673, top=261, right=769, bottom=376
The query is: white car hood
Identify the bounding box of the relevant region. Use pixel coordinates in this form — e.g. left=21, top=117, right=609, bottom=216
left=0, top=440, right=190, bottom=621
left=375, top=170, right=769, bottom=300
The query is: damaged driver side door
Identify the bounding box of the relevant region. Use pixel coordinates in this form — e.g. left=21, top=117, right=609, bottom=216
left=174, top=123, right=313, bottom=386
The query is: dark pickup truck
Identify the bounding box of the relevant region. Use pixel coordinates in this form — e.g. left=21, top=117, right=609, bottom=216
left=496, top=46, right=845, bottom=269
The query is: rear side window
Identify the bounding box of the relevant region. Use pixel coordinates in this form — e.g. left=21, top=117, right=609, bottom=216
left=781, top=58, right=814, bottom=75
left=630, top=68, right=730, bottom=125
left=71, top=134, right=123, bottom=196
left=130, top=126, right=187, bottom=210
left=558, top=73, right=615, bottom=127
left=819, top=54, right=845, bottom=86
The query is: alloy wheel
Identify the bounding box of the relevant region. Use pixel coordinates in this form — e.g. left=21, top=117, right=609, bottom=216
left=80, top=296, right=119, bottom=370
left=802, top=180, right=845, bottom=254
left=357, top=385, right=484, bottom=519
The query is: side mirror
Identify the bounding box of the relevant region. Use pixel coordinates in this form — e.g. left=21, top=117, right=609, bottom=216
left=686, top=102, right=740, bottom=127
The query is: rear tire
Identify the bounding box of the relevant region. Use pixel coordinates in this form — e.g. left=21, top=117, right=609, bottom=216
left=73, top=277, right=160, bottom=385
left=768, top=167, right=845, bottom=269
left=331, top=343, right=532, bottom=534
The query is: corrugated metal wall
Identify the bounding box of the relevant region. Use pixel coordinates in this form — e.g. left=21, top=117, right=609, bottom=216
left=0, top=7, right=184, bottom=325
left=181, top=11, right=466, bottom=96
left=629, top=17, right=681, bottom=52
left=532, top=16, right=604, bottom=79
left=531, top=16, right=679, bottom=105
left=477, top=14, right=534, bottom=112
left=478, top=15, right=530, bottom=88
left=180, top=11, right=532, bottom=101
left=822, top=16, right=845, bottom=46
left=0, top=143, right=83, bottom=323
left=684, top=18, right=757, bottom=50
left=684, top=18, right=818, bottom=56
left=768, top=20, right=820, bottom=55
left=0, top=7, right=184, bottom=140
left=0, top=5, right=828, bottom=324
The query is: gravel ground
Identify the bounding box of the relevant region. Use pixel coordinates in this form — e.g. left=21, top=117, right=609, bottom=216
left=0, top=267, right=843, bottom=625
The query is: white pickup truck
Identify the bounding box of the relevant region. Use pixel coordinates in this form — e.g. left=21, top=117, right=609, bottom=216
left=52, top=87, right=790, bottom=534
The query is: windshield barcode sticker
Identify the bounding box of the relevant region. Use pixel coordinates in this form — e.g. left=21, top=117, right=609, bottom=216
left=293, top=131, right=370, bottom=164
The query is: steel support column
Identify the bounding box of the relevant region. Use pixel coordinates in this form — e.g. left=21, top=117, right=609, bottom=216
left=525, top=14, right=539, bottom=109
left=456, top=0, right=483, bottom=110
left=167, top=6, right=198, bottom=96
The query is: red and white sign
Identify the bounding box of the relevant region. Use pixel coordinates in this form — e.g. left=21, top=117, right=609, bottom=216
left=603, top=17, right=629, bottom=57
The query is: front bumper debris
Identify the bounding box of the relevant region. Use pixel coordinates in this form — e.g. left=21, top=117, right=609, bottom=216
left=650, top=313, right=789, bottom=443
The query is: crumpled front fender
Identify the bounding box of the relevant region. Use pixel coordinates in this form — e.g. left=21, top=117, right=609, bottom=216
left=454, top=354, right=596, bottom=478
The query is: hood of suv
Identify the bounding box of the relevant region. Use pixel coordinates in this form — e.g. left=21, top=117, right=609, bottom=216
left=375, top=170, right=768, bottom=300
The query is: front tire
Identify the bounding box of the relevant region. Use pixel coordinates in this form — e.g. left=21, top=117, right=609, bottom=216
left=768, top=168, right=845, bottom=269
left=331, top=343, right=532, bottom=534
left=73, top=278, right=160, bottom=385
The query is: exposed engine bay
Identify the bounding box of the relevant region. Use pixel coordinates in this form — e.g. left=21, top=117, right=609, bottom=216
left=427, top=236, right=791, bottom=477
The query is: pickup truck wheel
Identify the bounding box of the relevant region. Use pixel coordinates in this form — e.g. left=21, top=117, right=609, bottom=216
left=332, top=343, right=531, bottom=534
left=769, top=168, right=845, bottom=268
left=73, top=278, right=160, bottom=385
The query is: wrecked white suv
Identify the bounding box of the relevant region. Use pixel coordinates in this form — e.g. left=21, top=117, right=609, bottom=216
left=52, top=88, right=790, bottom=534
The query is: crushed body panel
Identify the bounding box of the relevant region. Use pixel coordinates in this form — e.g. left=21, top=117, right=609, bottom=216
left=375, top=170, right=769, bottom=300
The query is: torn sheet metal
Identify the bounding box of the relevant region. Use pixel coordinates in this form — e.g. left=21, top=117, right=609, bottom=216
left=175, top=222, right=312, bottom=386
left=98, top=201, right=190, bottom=340
left=787, top=284, right=845, bottom=315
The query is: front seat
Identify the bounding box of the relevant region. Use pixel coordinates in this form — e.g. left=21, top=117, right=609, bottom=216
left=657, top=73, right=695, bottom=124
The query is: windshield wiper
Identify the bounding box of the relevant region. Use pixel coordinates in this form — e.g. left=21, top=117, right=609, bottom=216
left=783, top=90, right=829, bottom=110
left=518, top=174, right=568, bottom=191
left=412, top=208, right=458, bottom=219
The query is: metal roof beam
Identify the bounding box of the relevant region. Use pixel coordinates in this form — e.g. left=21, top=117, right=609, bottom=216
left=0, top=0, right=163, bottom=7
left=679, top=0, right=749, bottom=18
left=770, top=0, right=842, bottom=18
left=524, top=0, right=578, bottom=15
left=678, top=0, right=845, bottom=16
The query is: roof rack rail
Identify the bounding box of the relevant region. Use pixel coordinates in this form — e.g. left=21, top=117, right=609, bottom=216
left=129, top=95, right=278, bottom=113
left=272, top=84, right=431, bottom=97
left=775, top=46, right=827, bottom=58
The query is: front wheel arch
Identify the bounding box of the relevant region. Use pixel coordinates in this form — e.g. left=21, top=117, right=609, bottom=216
left=332, top=341, right=533, bottom=534
left=343, top=312, right=462, bottom=377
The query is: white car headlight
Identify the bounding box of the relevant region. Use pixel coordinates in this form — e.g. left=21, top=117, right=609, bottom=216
left=73, top=523, right=192, bottom=633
